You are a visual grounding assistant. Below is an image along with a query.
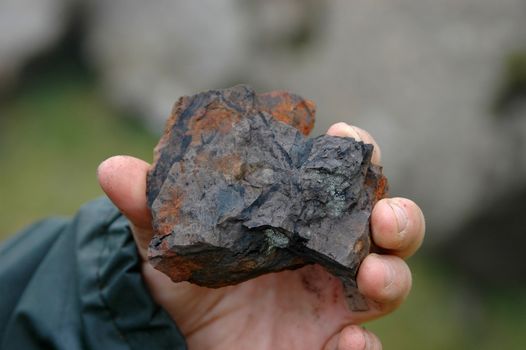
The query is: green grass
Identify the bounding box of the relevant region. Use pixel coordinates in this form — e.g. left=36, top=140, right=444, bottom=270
left=367, top=258, right=526, bottom=349
left=1, top=67, right=525, bottom=349
left=0, top=68, right=157, bottom=237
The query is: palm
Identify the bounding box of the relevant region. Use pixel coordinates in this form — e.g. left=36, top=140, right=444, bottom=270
left=145, top=262, right=360, bottom=350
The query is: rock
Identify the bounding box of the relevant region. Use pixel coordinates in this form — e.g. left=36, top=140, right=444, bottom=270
left=0, top=0, right=69, bottom=90
left=147, top=85, right=387, bottom=308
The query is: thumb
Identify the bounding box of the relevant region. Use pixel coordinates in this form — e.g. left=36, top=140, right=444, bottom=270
left=97, top=155, right=153, bottom=259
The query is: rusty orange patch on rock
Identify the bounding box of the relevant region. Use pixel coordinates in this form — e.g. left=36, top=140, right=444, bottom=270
left=257, top=91, right=316, bottom=136
left=186, top=105, right=241, bottom=145
left=155, top=185, right=185, bottom=236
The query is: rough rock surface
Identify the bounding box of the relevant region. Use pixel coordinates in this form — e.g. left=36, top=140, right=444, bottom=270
left=147, top=85, right=387, bottom=307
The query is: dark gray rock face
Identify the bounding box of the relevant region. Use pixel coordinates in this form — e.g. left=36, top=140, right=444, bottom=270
left=147, top=85, right=387, bottom=307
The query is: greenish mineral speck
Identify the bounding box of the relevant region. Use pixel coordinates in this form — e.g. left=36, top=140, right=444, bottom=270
left=264, top=228, right=290, bottom=249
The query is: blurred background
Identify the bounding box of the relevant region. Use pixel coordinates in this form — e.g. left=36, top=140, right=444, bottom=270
left=0, top=0, right=525, bottom=348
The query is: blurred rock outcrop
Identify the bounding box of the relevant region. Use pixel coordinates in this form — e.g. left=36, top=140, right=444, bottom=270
left=1, top=0, right=525, bottom=247
left=84, top=0, right=526, bottom=244
left=84, top=0, right=249, bottom=124
left=0, top=0, right=71, bottom=89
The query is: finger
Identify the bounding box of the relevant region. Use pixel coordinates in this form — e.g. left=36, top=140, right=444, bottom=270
left=371, top=197, right=425, bottom=258
left=97, top=155, right=153, bottom=256
left=326, top=122, right=382, bottom=165
left=356, top=253, right=412, bottom=319
left=337, top=325, right=382, bottom=350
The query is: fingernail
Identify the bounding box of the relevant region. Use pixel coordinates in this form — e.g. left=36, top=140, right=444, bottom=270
left=388, top=199, right=408, bottom=235
left=363, top=331, right=372, bottom=350
left=383, top=258, right=395, bottom=289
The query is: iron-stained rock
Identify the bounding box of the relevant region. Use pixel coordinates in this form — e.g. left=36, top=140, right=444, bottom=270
left=147, top=85, right=387, bottom=308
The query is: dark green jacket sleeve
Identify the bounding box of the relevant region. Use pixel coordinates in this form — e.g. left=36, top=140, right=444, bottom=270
left=0, top=197, right=187, bottom=349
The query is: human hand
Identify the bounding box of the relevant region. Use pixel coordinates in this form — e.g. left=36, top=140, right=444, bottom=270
left=97, top=122, right=425, bottom=350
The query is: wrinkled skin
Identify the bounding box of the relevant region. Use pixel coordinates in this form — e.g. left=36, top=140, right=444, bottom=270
left=98, top=122, right=425, bottom=350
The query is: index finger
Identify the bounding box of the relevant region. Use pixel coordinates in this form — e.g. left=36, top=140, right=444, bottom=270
left=326, top=122, right=382, bottom=165
left=326, top=122, right=425, bottom=258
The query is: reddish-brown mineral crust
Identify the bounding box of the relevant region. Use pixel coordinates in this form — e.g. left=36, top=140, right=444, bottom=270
left=146, top=85, right=387, bottom=310
left=255, top=91, right=315, bottom=135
